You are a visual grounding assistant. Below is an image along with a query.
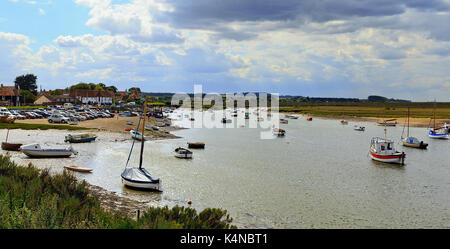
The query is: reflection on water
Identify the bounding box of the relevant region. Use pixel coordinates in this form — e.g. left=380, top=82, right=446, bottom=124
left=1, top=113, right=449, bottom=228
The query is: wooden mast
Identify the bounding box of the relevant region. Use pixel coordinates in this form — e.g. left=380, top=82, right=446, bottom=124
left=407, top=107, right=410, bottom=137
left=433, top=100, right=436, bottom=129
left=139, top=97, right=147, bottom=169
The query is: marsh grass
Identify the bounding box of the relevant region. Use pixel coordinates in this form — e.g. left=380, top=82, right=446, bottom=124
left=0, top=155, right=235, bottom=229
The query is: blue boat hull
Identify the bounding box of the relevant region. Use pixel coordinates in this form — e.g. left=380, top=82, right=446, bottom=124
left=65, top=137, right=97, bottom=143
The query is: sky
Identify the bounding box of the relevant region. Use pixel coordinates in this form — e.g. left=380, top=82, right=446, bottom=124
left=0, top=0, right=450, bottom=101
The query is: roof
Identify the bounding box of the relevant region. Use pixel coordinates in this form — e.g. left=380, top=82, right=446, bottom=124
left=70, top=89, right=114, bottom=98
left=0, top=86, right=20, bottom=96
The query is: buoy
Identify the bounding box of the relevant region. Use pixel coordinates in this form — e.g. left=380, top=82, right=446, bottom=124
left=187, top=200, right=192, bottom=205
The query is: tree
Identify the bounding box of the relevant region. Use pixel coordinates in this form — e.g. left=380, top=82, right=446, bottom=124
left=14, top=74, right=38, bottom=95
left=49, top=89, right=63, bottom=95
left=19, top=90, right=36, bottom=104
left=129, top=87, right=141, bottom=93
left=94, top=85, right=104, bottom=91
left=106, top=86, right=118, bottom=93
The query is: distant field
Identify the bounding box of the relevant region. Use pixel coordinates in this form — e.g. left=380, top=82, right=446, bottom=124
left=279, top=104, right=450, bottom=119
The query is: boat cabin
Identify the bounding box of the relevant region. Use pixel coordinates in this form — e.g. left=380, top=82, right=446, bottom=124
left=370, top=137, right=396, bottom=154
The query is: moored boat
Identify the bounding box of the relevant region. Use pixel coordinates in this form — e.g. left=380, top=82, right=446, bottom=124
left=2, top=142, right=22, bottom=151
left=279, top=118, right=288, bottom=124
left=377, top=119, right=397, bottom=126
left=65, top=133, right=97, bottom=143
left=221, top=118, right=232, bottom=123
left=174, top=147, right=193, bottom=159
left=130, top=130, right=146, bottom=141
left=121, top=97, right=162, bottom=191
left=2, top=128, right=22, bottom=151
left=353, top=126, right=365, bottom=131
left=64, top=165, right=93, bottom=173
left=428, top=101, right=449, bottom=139
left=306, top=116, right=312, bottom=121
left=188, top=142, right=205, bottom=149
left=20, top=143, right=77, bottom=158
left=402, top=107, right=428, bottom=148
left=341, top=120, right=348, bottom=125
left=273, top=128, right=286, bottom=136
left=369, top=137, right=405, bottom=164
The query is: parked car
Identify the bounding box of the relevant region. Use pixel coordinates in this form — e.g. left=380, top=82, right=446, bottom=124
left=48, top=114, right=70, bottom=123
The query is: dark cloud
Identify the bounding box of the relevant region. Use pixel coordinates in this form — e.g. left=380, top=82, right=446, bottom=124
left=155, top=0, right=450, bottom=41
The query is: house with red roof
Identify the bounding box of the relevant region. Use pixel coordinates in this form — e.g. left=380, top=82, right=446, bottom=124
left=0, top=84, right=21, bottom=106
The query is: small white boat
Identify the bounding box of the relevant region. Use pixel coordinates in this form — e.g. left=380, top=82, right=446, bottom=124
left=64, top=165, right=93, bottom=173
left=20, top=143, right=77, bottom=158
left=354, top=125, right=365, bottom=131
left=369, top=137, right=405, bottom=164
left=273, top=128, right=286, bottom=136
left=130, top=130, right=146, bottom=141
left=174, top=147, right=193, bottom=159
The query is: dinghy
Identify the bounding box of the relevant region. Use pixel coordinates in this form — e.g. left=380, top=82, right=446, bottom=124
left=65, top=133, right=97, bottom=143
left=2, top=128, right=22, bottom=151
left=130, top=130, right=146, bottom=141
left=354, top=126, right=365, bottom=131
left=377, top=119, right=397, bottom=126
left=64, top=165, right=93, bottom=173
left=188, top=142, right=205, bottom=149
left=174, top=147, right=193, bottom=159
left=279, top=118, right=288, bottom=124
left=20, top=143, right=77, bottom=158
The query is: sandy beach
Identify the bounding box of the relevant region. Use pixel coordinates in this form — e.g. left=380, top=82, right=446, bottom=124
left=16, top=115, right=183, bottom=139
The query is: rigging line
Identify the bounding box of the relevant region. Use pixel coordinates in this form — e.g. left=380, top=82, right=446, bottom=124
left=125, top=115, right=143, bottom=168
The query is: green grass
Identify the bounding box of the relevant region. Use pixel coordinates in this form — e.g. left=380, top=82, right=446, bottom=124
left=0, top=155, right=236, bottom=229
left=279, top=106, right=450, bottom=119
left=0, top=123, right=91, bottom=131
left=4, top=106, right=46, bottom=110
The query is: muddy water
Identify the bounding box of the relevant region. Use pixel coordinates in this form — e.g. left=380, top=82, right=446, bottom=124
left=1, top=114, right=449, bottom=228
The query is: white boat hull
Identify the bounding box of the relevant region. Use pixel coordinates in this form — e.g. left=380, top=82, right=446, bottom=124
left=174, top=153, right=193, bottom=159
left=369, top=151, right=405, bottom=164
left=21, top=150, right=75, bottom=158
left=121, top=178, right=162, bottom=191
left=428, top=132, right=449, bottom=139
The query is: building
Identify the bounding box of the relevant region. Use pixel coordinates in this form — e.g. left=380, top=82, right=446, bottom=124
left=34, top=93, right=77, bottom=105
left=0, top=84, right=21, bottom=106
left=70, top=89, right=114, bottom=105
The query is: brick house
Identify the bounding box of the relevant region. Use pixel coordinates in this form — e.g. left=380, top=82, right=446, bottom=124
left=0, top=84, right=21, bottom=106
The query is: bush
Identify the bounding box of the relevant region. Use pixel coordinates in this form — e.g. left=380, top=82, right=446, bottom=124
left=0, top=155, right=235, bottom=229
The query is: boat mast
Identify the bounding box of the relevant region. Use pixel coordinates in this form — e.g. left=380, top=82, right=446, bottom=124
left=407, top=107, right=410, bottom=137
left=433, top=100, right=436, bottom=129
left=139, top=97, right=147, bottom=169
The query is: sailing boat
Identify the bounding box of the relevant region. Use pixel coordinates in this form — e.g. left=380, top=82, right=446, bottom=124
left=402, top=107, right=428, bottom=149
left=1, top=127, right=22, bottom=151
left=428, top=100, right=449, bottom=139
left=121, top=97, right=162, bottom=191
